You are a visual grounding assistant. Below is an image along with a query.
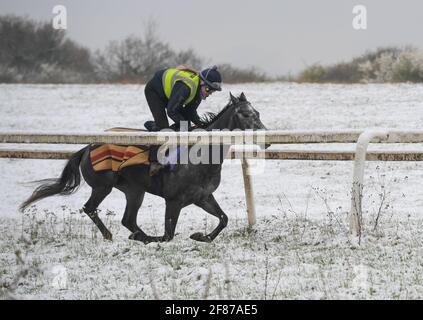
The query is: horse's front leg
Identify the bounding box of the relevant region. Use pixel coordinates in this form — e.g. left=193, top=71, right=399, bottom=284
left=162, top=199, right=182, bottom=241
left=191, top=194, right=228, bottom=242
left=131, top=199, right=182, bottom=243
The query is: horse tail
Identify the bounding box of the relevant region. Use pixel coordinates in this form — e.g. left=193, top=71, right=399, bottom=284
left=20, top=146, right=88, bottom=212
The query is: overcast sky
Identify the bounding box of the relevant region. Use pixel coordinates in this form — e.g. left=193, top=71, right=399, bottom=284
left=1, top=0, right=422, bottom=76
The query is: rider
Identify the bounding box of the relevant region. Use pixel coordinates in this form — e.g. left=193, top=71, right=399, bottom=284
left=144, top=65, right=223, bottom=176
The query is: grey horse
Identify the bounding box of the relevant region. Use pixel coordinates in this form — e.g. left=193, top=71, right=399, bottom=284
left=20, top=93, right=267, bottom=243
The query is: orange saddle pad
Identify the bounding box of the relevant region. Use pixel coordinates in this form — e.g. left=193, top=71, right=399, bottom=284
left=90, top=144, right=150, bottom=172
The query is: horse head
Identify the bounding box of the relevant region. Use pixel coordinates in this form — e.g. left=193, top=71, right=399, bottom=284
left=200, top=92, right=267, bottom=131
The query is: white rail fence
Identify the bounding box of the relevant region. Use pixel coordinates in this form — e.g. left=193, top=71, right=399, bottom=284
left=1, top=129, right=423, bottom=237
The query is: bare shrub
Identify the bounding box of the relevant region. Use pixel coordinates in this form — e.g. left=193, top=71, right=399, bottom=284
left=0, top=15, right=94, bottom=83
left=296, top=46, right=423, bottom=83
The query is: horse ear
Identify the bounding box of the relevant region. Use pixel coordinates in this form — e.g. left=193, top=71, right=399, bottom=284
left=229, top=92, right=239, bottom=104
left=239, top=92, right=247, bottom=101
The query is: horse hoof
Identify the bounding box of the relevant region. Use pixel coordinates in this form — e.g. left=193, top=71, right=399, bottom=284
left=103, top=232, right=113, bottom=241
left=190, top=232, right=212, bottom=243
left=129, top=231, right=149, bottom=244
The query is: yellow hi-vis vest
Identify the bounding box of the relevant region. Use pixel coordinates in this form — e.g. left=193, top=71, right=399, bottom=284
left=162, top=68, right=200, bottom=105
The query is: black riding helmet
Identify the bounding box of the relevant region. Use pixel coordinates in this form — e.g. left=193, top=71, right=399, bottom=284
left=199, top=65, right=222, bottom=91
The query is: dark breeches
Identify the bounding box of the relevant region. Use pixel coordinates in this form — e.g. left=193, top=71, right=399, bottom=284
left=144, top=82, right=169, bottom=161
left=145, top=82, right=169, bottom=129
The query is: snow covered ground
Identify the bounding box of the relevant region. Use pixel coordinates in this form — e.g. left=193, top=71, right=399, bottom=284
left=1, top=83, right=423, bottom=299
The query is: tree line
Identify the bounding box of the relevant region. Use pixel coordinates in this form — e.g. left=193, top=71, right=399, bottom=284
left=0, top=15, right=269, bottom=84
left=2, top=15, right=423, bottom=84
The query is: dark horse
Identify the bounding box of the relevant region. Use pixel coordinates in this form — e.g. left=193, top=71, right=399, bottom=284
left=20, top=93, right=267, bottom=243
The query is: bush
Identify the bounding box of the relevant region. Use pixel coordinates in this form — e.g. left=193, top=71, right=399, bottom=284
left=217, top=64, right=269, bottom=83
left=391, top=49, right=423, bottom=82
left=297, top=64, right=327, bottom=83
left=323, top=62, right=361, bottom=83
left=296, top=47, right=423, bottom=83
left=0, top=15, right=95, bottom=83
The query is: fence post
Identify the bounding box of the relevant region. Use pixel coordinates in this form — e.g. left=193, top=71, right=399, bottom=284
left=350, top=130, right=389, bottom=237
left=241, top=160, right=256, bottom=227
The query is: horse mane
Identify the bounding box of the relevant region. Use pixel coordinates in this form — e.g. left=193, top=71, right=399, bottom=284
left=197, top=96, right=239, bottom=129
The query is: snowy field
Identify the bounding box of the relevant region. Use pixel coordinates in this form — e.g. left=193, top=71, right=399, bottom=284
left=1, top=83, right=423, bottom=299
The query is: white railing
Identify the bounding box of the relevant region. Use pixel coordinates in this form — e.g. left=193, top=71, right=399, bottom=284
left=2, top=129, right=423, bottom=144
left=1, top=129, right=423, bottom=237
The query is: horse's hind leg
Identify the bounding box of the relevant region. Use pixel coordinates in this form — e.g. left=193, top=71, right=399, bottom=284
left=121, top=189, right=145, bottom=234
left=130, top=199, right=182, bottom=243
left=191, top=194, right=228, bottom=242
left=83, top=186, right=113, bottom=240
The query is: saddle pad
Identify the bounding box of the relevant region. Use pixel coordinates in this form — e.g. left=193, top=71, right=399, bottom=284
left=90, top=144, right=149, bottom=172
left=104, top=127, right=147, bottom=132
